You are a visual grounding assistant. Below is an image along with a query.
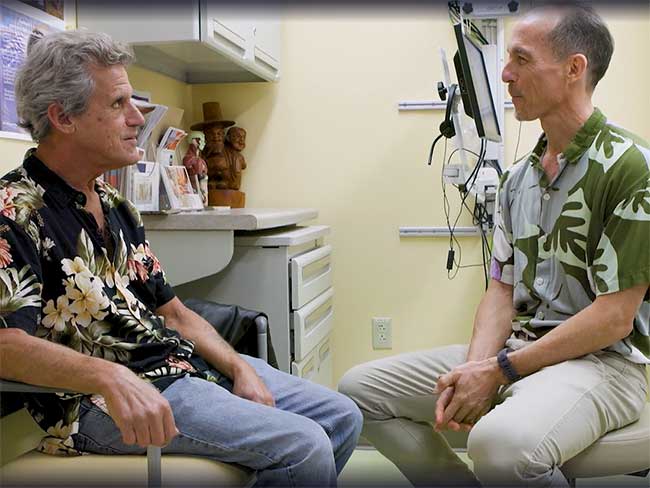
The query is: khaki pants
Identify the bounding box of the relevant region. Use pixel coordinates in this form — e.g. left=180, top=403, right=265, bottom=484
left=338, top=340, right=648, bottom=487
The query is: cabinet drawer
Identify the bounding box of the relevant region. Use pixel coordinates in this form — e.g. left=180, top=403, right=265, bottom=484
left=291, top=336, right=333, bottom=388
left=291, top=287, right=333, bottom=362
left=290, top=245, right=332, bottom=310
left=291, top=349, right=318, bottom=382
left=314, top=338, right=333, bottom=389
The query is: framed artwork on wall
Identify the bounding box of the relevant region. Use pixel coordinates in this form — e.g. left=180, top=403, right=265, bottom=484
left=0, top=0, right=68, bottom=141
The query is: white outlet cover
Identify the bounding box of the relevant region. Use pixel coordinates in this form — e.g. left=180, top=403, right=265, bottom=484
left=372, top=317, right=392, bottom=350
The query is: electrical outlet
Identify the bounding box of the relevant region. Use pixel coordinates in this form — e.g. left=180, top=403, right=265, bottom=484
left=372, top=317, right=392, bottom=350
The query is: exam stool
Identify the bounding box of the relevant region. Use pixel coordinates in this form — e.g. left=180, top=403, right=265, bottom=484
left=0, top=378, right=256, bottom=488
left=441, top=402, right=649, bottom=485
left=561, top=401, right=650, bottom=485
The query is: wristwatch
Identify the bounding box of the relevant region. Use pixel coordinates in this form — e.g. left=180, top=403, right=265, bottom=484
left=497, top=348, right=521, bottom=383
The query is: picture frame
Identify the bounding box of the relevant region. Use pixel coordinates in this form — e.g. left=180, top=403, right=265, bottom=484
left=0, top=0, right=70, bottom=140
left=160, top=165, right=203, bottom=211
left=130, top=161, right=160, bottom=213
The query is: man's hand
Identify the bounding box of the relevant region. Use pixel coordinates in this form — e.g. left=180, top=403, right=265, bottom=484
left=232, top=361, right=275, bottom=407
left=434, top=358, right=506, bottom=431
left=100, top=365, right=179, bottom=448
left=434, top=386, right=472, bottom=432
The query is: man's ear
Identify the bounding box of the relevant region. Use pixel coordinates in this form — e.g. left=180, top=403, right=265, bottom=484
left=567, top=53, right=589, bottom=87
left=46, top=102, right=76, bottom=134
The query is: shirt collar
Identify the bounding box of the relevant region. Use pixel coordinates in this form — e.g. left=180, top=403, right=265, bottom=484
left=528, top=107, right=607, bottom=169
left=562, top=107, right=606, bottom=165
left=23, top=149, right=88, bottom=208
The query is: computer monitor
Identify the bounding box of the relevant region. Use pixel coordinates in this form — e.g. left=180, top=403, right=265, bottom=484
left=453, top=23, right=501, bottom=143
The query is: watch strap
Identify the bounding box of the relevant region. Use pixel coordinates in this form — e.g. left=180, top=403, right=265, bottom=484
left=497, top=347, right=521, bottom=383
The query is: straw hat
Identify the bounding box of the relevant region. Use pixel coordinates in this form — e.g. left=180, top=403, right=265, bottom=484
left=190, top=102, right=235, bottom=131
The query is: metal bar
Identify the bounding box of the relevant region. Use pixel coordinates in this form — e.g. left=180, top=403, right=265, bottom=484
left=399, top=226, right=484, bottom=237
left=397, top=100, right=514, bottom=112
left=147, top=445, right=162, bottom=488
left=255, top=315, right=269, bottom=363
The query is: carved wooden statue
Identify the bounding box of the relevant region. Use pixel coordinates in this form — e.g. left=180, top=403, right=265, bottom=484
left=222, top=127, right=247, bottom=191
left=190, top=102, right=246, bottom=208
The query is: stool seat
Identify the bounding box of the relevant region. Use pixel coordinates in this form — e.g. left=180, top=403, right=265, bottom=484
left=561, top=402, right=650, bottom=479
left=1, top=451, right=254, bottom=487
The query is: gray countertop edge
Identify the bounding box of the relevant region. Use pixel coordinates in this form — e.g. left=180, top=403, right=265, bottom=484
left=142, top=208, right=318, bottom=231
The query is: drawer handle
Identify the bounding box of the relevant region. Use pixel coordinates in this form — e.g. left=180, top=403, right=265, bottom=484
left=301, top=256, right=331, bottom=282
left=305, top=304, right=332, bottom=334
left=302, top=358, right=315, bottom=378
left=319, top=342, right=330, bottom=362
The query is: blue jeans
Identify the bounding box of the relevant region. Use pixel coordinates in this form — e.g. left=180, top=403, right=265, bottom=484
left=73, top=355, right=363, bottom=487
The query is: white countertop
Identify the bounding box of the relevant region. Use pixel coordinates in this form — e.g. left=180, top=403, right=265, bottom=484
left=142, top=208, right=318, bottom=231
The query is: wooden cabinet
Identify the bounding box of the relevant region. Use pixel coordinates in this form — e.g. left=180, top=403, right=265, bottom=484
left=77, top=1, right=280, bottom=83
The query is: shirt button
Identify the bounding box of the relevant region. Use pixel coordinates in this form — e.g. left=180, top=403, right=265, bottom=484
left=535, top=277, right=544, bottom=286
left=543, top=193, right=551, bottom=201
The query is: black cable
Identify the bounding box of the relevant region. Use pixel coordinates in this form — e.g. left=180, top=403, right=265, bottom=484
left=428, top=133, right=445, bottom=166
left=463, top=139, right=486, bottom=191
left=480, top=227, right=488, bottom=288
left=439, top=141, right=491, bottom=280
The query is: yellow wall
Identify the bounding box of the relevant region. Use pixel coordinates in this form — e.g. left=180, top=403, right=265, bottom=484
left=1, top=6, right=648, bottom=383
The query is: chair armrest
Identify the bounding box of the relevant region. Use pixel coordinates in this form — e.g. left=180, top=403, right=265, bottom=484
left=254, top=316, right=268, bottom=364
left=0, top=379, right=76, bottom=394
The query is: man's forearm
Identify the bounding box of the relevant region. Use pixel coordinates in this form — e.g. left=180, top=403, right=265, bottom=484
left=508, top=284, right=647, bottom=377
left=466, top=279, right=515, bottom=362
left=157, top=298, right=245, bottom=379
left=0, top=328, right=120, bottom=394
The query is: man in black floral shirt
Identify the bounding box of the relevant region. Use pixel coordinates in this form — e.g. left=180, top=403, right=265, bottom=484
left=0, top=30, right=361, bottom=486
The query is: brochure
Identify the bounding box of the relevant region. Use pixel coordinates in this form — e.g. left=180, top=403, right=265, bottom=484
left=160, top=165, right=203, bottom=211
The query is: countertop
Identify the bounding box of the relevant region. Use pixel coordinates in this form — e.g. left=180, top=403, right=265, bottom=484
left=142, top=208, right=318, bottom=231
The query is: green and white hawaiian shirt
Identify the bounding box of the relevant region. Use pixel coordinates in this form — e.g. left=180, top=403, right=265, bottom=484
left=0, top=150, right=217, bottom=456
left=491, top=108, right=650, bottom=363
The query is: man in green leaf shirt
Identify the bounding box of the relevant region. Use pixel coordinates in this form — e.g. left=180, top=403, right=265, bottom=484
left=340, top=5, right=649, bottom=486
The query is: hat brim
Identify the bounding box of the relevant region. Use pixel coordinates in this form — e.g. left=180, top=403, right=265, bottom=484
left=190, top=119, right=235, bottom=131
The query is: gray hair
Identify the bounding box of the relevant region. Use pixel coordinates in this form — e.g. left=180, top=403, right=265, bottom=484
left=545, top=4, right=613, bottom=91
left=15, top=30, right=134, bottom=141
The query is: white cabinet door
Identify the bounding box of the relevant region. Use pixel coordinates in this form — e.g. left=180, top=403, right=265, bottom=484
left=201, top=1, right=280, bottom=81
left=77, top=2, right=200, bottom=43
left=201, top=2, right=254, bottom=61
left=252, top=15, right=281, bottom=70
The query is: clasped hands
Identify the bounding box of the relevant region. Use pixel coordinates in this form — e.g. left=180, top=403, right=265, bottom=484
left=433, top=357, right=507, bottom=432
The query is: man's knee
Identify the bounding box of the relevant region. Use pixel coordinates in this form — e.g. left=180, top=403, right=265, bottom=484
left=468, top=416, right=542, bottom=484
left=338, top=363, right=382, bottom=417
left=287, top=417, right=335, bottom=465
left=331, top=391, right=364, bottom=436
left=337, top=365, right=366, bottom=403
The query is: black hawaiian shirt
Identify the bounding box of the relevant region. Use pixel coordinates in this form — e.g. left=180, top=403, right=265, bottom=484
left=0, top=150, right=215, bottom=455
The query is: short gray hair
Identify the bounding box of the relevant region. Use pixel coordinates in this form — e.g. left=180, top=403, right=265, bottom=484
left=545, top=5, right=613, bottom=91
left=15, top=30, right=134, bottom=141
